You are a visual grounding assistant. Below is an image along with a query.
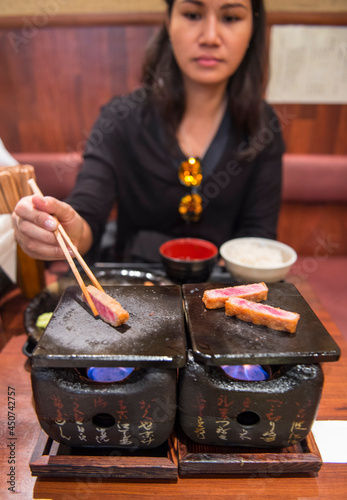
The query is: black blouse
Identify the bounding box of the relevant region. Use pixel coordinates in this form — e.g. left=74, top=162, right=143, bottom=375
left=66, top=91, right=285, bottom=262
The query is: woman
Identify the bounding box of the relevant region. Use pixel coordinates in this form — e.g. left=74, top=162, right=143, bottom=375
left=13, top=0, right=284, bottom=263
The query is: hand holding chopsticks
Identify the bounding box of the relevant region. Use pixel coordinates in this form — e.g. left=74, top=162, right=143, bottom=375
left=28, top=179, right=103, bottom=317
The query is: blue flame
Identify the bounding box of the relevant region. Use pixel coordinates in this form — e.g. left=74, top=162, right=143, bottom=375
left=221, top=364, right=269, bottom=381
left=87, top=367, right=135, bottom=382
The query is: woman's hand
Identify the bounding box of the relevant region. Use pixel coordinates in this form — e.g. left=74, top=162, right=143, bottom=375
left=12, top=195, right=92, bottom=261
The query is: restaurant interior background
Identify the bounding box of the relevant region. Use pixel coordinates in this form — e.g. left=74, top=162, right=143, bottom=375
left=0, top=0, right=346, bottom=339
left=1, top=0, right=347, bottom=15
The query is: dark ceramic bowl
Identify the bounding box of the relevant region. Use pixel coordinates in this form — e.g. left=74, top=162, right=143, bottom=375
left=159, top=238, right=218, bottom=283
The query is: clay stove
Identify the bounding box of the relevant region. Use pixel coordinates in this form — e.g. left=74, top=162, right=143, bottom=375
left=178, top=282, right=340, bottom=448
left=31, top=285, right=186, bottom=449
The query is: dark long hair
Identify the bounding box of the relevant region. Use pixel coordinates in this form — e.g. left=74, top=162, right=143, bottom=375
left=142, top=0, right=267, bottom=153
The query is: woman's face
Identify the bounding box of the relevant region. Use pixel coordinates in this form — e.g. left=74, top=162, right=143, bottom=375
left=167, top=0, right=253, bottom=88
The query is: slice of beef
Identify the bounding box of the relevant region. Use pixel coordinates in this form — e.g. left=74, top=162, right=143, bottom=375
left=83, top=285, right=129, bottom=327
left=225, top=297, right=300, bottom=333
left=202, top=282, right=268, bottom=309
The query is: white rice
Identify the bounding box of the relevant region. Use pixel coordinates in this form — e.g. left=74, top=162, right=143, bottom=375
left=228, top=241, right=284, bottom=268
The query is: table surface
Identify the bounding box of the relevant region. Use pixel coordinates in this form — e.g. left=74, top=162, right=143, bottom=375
left=0, top=281, right=346, bottom=500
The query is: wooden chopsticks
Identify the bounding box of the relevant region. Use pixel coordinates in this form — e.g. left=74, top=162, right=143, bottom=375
left=28, top=178, right=104, bottom=317
left=0, top=165, right=35, bottom=214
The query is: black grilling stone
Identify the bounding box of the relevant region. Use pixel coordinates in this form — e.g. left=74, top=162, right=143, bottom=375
left=32, top=285, right=187, bottom=368
left=182, top=282, right=341, bottom=366
left=31, top=365, right=177, bottom=449
left=178, top=351, right=324, bottom=448
left=30, top=285, right=186, bottom=448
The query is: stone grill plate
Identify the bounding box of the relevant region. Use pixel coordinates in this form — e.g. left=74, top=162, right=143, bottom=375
left=182, top=282, right=340, bottom=366
left=32, top=285, right=186, bottom=368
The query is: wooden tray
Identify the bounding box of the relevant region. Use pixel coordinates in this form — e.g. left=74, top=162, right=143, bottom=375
left=30, top=429, right=322, bottom=480
left=177, top=430, right=322, bottom=477
left=30, top=430, right=178, bottom=480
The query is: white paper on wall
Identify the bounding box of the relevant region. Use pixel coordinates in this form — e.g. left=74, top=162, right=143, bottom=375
left=266, top=25, right=347, bottom=104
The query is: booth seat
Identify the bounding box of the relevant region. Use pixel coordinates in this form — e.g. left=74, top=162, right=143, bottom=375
left=12, top=152, right=347, bottom=336
left=12, top=151, right=347, bottom=251
left=282, top=154, right=347, bottom=202
left=13, top=152, right=82, bottom=200
left=13, top=152, right=347, bottom=253
left=278, top=154, right=347, bottom=338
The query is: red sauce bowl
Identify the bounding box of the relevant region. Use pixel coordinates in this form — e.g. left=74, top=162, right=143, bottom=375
left=159, top=238, right=218, bottom=283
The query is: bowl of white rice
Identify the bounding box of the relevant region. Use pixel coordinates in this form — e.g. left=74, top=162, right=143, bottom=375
left=219, top=237, right=297, bottom=283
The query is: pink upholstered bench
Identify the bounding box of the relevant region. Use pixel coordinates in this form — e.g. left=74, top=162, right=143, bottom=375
left=279, top=154, right=347, bottom=256
left=282, top=154, right=347, bottom=203
left=281, top=154, right=347, bottom=339
left=13, top=152, right=82, bottom=200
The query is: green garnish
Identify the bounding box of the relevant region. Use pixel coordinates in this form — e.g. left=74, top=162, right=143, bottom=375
left=36, top=312, right=53, bottom=329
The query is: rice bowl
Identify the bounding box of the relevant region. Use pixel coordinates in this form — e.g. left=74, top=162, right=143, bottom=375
left=220, top=237, right=297, bottom=283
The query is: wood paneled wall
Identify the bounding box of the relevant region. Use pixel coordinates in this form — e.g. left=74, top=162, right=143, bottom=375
left=0, top=12, right=346, bottom=155
left=274, top=104, right=347, bottom=155
left=0, top=22, right=158, bottom=153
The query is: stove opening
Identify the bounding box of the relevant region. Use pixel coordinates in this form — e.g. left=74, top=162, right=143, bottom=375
left=220, top=364, right=271, bottom=381
left=87, top=367, right=135, bottom=383
left=92, top=413, right=116, bottom=428
left=237, top=411, right=260, bottom=427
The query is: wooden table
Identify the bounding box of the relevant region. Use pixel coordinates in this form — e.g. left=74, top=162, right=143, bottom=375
left=0, top=282, right=346, bottom=499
